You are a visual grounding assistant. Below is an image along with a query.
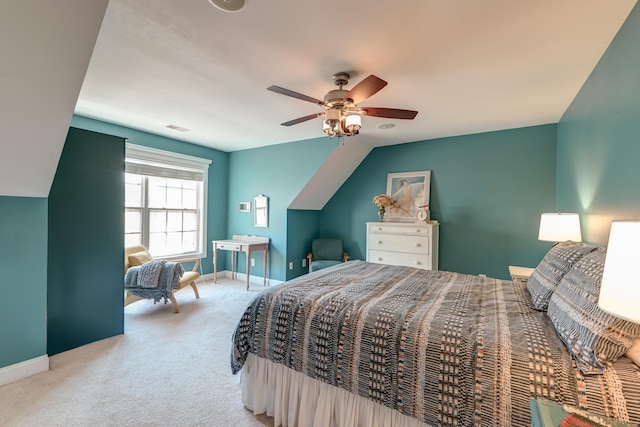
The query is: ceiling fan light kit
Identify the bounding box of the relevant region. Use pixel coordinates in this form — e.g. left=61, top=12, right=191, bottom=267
left=322, top=107, right=362, bottom=138
left=268, top=72, right=418, bottom=139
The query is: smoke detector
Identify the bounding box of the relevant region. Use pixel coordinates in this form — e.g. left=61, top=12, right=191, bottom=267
left=208, top=0, right=247, bottom=12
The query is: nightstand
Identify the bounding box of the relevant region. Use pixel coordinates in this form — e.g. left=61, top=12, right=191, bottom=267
left=508, top=265, right=535, bottom=282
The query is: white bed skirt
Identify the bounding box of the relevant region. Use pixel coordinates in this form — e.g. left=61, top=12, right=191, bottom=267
left=240, top=353, right=431, bottom=427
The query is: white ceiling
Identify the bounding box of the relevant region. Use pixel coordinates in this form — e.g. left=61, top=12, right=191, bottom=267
left=76, top=0, right=637, bottom=153
left=1, top=1, right=636, bottom=198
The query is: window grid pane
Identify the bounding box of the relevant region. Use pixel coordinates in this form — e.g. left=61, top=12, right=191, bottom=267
left=125, top=209, right=142, bottom=233
left=149, top=210, right=167, bottom=233
left=125, top=174, right=143, bottom=207
left=125, top=233, right=141, bottom=247
left=166, top=187, right=182, bottom=209
left=167, top=211, right=182, bottom=232
left=183, top=189, right=197, bottom=209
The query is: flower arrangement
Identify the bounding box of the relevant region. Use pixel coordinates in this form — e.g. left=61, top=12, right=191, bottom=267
left=373, top=194, right=394, bottom=221
left=373, top=194, right=394, bottom=209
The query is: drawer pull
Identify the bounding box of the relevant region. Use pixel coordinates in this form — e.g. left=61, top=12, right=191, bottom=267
left=414, top=261, right=422, bottom=265
left=415, top=243, right=421, bottom=247
left=377, top=227, right=383, bottom=231
left=377, top=257, right=383, bottom=261
left=377, top=240, right=383, bottom=244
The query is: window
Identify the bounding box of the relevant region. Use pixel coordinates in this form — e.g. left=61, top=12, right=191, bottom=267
left=125, top=144, right=211, bottom=259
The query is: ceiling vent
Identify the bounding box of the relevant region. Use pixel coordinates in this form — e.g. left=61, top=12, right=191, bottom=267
left=165, top=124, right=191, bottom=132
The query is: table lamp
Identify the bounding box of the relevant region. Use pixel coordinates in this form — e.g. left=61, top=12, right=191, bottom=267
left=598, top=220, right=640, bottom=324
left=538, top=212, right=582, bottom=244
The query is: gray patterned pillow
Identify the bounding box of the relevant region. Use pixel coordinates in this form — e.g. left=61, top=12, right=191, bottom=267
left=547, top=248, right=640, bottom=374
left=527, top=243, right=597, bottom=311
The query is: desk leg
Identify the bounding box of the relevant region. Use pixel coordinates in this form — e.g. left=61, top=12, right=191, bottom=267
left=232, top=251, right=236, bottom=280
left=246, top=250, right=251, bottom=291
left=263, top=248, right=267, bottom=286
left=213, top=246, right=218, bottom=283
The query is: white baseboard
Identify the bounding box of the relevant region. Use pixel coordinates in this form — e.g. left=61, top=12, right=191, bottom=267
left=200, top=272, right=215, bottom=282
left=200, top=271, right=282, bottom=286
left=0, top=355, right=49, bottom=387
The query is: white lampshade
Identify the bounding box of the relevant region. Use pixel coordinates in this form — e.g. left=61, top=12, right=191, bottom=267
left=345, top=113, right=361, bottom=128
left=598, top=220, right=640, bottom=323
left=324, top=108, right=340, bottom=124
left=538, top=213, right=582, bottom=242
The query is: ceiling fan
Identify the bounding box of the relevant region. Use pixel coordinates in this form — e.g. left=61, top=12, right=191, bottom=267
left=267, top=72, right=418, bottom=138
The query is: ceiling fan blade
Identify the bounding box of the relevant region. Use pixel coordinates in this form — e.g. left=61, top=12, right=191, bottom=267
left=362, top=107, right=418, bottom=120
left=281, top=112, right=325, bottom=127
left=345, top=75, right=388, bottom=105
left=267, top=86, right=325, bottom=105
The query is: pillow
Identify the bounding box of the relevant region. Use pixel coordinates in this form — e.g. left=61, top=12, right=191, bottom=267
left=547, top=248, right=640, bottom=374
left=626, top=340, right=640, bottom=367
left=527, top=243, right=597, bottom=311
left=128, top=250, right=153, bottom=266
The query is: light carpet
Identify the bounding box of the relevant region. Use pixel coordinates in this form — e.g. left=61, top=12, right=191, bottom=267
left=0, top=278, right=274, bottom=427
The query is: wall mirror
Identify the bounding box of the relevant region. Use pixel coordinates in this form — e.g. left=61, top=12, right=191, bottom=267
left=254, top=195, right=268, bottom=227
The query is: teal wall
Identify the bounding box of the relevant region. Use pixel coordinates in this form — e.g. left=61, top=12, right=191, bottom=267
left=557, top=3, right=640, bottom=244
left=286, top=210, right=321, bottom=279
left=0, top=197, right=48, bottom=368
left=320, top=125, right=558, bottom=279
left=48, top=128, right=126, bottom=355
left=71, top=115, right=230, bottom=274
left=228, top=137, right=338, bottom=281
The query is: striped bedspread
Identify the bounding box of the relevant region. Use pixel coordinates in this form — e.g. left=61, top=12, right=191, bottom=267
left=231, top=261, right=640, bottom=426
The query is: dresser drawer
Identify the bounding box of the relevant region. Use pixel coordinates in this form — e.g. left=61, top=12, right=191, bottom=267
left=368, top=233, right=430, bottom=254
left=368, top=223, right=432, bottom=237
left=368, top=250, right=432, bottom=270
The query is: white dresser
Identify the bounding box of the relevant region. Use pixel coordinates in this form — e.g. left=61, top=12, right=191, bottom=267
left=366, top=222, right=439, bottom=270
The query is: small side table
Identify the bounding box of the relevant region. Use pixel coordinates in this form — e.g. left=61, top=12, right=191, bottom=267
left=508, top=265, right=535, bottom=282
left=212, top=235, right=269, bottom=291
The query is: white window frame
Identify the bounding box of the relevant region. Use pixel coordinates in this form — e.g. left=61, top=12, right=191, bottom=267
left=125, top=143, right=211, bottom=260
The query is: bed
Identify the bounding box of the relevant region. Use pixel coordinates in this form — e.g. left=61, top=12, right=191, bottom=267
left=231, top=248, right=640, bottom=426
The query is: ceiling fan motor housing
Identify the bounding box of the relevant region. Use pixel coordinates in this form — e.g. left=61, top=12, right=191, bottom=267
left=324, top=89, right=350, bottom=108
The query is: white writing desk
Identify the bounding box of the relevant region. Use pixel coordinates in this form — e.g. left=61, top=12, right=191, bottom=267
left=212, top=235, right=269, bottom=290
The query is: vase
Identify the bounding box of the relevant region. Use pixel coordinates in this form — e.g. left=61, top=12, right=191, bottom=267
left=378, top=210, right=385, bottom=222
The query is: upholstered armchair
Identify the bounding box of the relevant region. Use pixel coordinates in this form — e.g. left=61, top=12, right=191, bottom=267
left=124, top=245, right=200, bottom=313
left=307, top=239, right=350, bottom=273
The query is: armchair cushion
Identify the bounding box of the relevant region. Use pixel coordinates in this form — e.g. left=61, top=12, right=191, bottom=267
left=180, top=271, right=200, bottom=287
left=128, top=250, right=153, bottom=267
left=309, top=259, right=343, bottom=273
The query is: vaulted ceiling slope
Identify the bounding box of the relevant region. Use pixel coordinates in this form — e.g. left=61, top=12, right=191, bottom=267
left=1, top=1, right=636, bottom=198
left=0, top=1, right=109, bottom=197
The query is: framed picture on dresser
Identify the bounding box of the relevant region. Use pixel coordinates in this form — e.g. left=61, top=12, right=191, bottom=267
left=386, top=170, right=431, bottom=222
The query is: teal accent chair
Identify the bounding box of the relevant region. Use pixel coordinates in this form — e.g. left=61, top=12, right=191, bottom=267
left=307, top=239, right=350, bottom=273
